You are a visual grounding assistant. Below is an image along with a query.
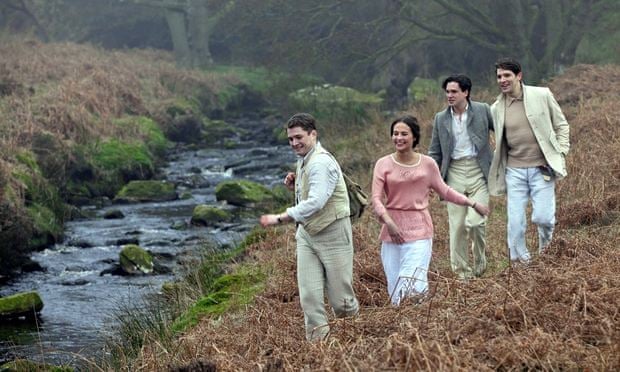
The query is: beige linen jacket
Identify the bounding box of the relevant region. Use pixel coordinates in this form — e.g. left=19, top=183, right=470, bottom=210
left=488, top=84, right=570, bottom=196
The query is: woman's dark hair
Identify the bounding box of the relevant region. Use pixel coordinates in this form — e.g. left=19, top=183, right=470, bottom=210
left=286, top=112, right=316, bottom=133
left=390, top=115, right=420, bottom=148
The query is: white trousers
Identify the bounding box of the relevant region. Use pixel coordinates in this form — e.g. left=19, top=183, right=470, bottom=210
left=506, top=167, right=556, bottom=262
left=380, top=239, right=432, bottom=306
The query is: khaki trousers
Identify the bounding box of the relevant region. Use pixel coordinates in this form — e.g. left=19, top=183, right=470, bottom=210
left=446, top=158, right=488, bottom=279
left=296, top=217, right=359, bottom=341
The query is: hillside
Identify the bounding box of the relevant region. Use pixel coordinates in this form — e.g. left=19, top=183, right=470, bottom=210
left=0, top=38, right=279, bottom=277
left=136, top=65, right=620, bottom=371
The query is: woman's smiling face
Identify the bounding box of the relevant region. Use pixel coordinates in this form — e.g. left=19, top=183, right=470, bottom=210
left=392, top=122, right=415, bottom=151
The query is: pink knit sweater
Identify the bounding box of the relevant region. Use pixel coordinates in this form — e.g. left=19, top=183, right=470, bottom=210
left=371, top=154, right=470, bottom=243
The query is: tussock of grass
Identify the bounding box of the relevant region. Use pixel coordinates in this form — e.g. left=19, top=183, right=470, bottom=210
left=129, top=64, right=619, bottom=371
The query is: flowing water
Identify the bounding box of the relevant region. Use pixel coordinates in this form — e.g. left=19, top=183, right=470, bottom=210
left=0, top=126, right=294, bottom=367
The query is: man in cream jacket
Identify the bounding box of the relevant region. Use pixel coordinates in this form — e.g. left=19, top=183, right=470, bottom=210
left=488, top=58, right=570, bottom=263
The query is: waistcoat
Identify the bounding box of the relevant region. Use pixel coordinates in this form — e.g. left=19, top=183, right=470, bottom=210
left=297, top=143, right=350, bottom=235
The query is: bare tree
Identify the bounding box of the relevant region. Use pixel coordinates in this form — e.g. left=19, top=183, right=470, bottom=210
left=125, top=0, right=235, bottom=67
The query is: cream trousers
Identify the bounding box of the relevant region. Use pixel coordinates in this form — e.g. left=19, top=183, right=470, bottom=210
left=296, top=217, right=359, bottom=341
left=446, top=158, right=488, bottom=279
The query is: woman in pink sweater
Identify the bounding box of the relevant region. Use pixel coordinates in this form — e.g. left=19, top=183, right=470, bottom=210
left=372, top=115, right=490, bottom=305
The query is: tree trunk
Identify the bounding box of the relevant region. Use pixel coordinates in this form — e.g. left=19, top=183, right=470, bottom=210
left=188, top=0, right=213, bottom=67
left=164, top=8, right=191, bottom=67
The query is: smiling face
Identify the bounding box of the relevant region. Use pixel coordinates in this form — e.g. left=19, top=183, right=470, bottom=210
left=287, top=126, right=317, bottom=156
left=496, top=68, right=523, bottom=97
left=392, top=122, right=416, bottom=152
left=445, top=81, right=468, bottom=110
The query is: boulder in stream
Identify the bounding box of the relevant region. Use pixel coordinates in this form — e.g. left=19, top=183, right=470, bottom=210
left=119, top=244, right=153, bottom=275
left=103, top=209, right=125, bottom=219
left=190, top=205, right=232, bottom=226
left=0, top=291, right=44, bottom=320
left=215, top=179, right=274, bottom=207
left=113, top=180, right=177, bottom=203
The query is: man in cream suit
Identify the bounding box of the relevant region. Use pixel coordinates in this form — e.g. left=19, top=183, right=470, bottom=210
left=429, top=74, right=494, bottom=280
left=260, top=113, right=358, bottom=341
left=488, top=58, right=570, bottom=263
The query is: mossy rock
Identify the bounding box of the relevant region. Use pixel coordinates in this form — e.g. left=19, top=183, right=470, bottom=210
left=0, top=359, right=73, bottom=372
left=190, top=205, right=232, bottom=226
left=103, top=209, right=125, bottom=219
left=114, top=180, right=177, bottom=203
left=203, top=119, right=242, bottom=146
left=119, top=244, right=153, bottom=274
left=0, top=291, right=44, bottom=319
left=215, top=180, right=274, bottom=207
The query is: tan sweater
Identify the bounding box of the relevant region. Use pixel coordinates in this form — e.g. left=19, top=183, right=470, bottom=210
left=504, top=96, right=546, bottom=168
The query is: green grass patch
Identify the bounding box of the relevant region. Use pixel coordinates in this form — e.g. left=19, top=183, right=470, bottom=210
left=92, top=139, right=153, bottom=173
left=113, top=115, right=170, bottom=157
left=171, top=264, right=266, bottom=333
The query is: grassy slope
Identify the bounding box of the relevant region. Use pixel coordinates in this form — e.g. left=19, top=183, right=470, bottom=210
left=139, top=66, right=620, bottom=371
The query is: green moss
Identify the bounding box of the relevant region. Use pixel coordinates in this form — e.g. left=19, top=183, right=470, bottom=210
left=164, top=97, right=201, bottom=117
left=113, top=116, right=169, bottom=156
left=114, top=180, right=177, bottom=203
left=14, top=150, right=40, bottom=173
left=190, top=205, right=232, bottom=226
left=171, top=265, right=265, bottom=333
left=92, top=140, right=153, bottom=174
left=120, top=244, right=153, bottom=274
left=237, top=226, right=268, bottom=251
left=26, top=203, right=63, bottom=248
left=0, top=291, right=44, bottom=317
left=214, top=179, right=274, bottom=207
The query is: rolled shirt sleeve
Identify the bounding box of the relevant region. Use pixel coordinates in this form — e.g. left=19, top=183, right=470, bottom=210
left=286, top=154, right=340, bottom=223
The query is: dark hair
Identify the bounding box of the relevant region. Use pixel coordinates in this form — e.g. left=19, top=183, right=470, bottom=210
left=286, top=112, right=316, bottom=133
left=442, top=74, right=472, bottom=100
left=390, top=115, right=420, bottom=149
left=494, top=58, right=522, bottom=75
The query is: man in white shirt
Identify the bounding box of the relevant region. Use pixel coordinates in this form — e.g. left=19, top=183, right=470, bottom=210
left=429, top=75, right=495, bottom=279
left=260, top=113, right=358, bottom=341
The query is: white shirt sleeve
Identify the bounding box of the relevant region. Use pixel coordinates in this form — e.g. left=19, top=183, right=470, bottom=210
left=286, top=154, right=340, bottom=223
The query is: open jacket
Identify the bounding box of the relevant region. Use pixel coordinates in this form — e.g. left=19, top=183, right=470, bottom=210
left=428, top=100, right=495, bottom=182
left=488, top=84, right=570, bottom=196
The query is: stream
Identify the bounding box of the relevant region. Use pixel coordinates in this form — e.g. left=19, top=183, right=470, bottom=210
left=0, top=121, right=294, bottom=367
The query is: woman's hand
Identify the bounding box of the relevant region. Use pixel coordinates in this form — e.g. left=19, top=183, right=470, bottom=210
left=472, top=202, right=491, bottom=217
left=386, top=220, right=405, bottom=244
